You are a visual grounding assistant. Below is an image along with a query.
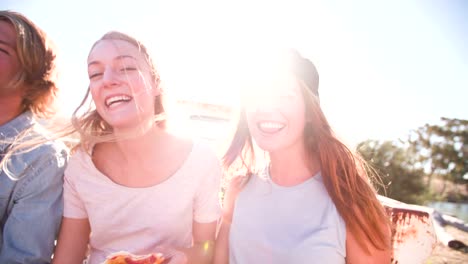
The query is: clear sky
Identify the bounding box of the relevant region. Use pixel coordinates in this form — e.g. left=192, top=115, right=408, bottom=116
left=2, top=0, right=467, bottom=146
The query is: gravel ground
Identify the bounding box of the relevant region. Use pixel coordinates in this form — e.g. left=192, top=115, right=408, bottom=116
left=425, top=226, right=468, bottom=264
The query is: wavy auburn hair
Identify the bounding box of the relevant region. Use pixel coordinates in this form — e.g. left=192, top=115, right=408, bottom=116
left=223, top=49, right=391, bottom=253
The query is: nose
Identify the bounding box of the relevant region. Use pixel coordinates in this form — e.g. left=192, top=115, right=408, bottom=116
left=102, top=67, right=119, bottom=87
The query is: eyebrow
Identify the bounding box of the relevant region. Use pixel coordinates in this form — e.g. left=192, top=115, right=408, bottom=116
left=88, top=55, right=137, bottom=67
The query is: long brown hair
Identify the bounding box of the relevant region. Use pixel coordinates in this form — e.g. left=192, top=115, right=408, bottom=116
left=0, top=10, right=58, bottom=118
left=223, top=49, right=391, bottom=253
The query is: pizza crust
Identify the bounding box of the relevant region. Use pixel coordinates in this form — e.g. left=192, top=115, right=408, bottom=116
left=102, top=251, right=166, bottom=264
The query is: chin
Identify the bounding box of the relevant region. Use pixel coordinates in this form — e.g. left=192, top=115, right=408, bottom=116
left=255, top=141, right=283, bottom=153
left=106, top=113, right=153, bottom=129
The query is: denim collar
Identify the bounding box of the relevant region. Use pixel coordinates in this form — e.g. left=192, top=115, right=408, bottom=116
left=0, top=111, right=35, bottom=141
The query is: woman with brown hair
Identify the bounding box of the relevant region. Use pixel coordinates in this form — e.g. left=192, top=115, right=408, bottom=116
left=0, top=10, right=68, bottom=264
left=214, top=49, right=391, bottom=263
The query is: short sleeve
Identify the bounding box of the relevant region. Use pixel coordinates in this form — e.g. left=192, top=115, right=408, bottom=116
left=193, top=146, right=222, bottom=223
left=63, top=154, right=88, bottom=219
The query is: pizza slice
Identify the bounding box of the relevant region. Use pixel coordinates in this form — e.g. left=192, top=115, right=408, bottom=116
left=103, top=251, right=166, bottom=264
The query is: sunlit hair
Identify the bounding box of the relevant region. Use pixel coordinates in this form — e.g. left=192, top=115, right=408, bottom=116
left=0, top=10, right=58, bottom=118
left=223, top=49, right=391, bottom=253
left=1, top=31, right=165, bottom=178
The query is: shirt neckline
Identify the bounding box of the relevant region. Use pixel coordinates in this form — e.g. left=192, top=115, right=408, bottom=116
left=264, top=165, right=322, bottom=190
left=83, top=140, right=197, bottom=190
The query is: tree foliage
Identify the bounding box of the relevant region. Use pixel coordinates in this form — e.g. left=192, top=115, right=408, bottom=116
left=356, top=118, right=467, bottom=204
left=408, top=118, right=468, bottom=186
left=357, top=140, right=428, bottom=204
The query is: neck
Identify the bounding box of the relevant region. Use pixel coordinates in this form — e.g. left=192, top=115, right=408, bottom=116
left=113, top=124, right=169, bottom=163
left=269, top=144, right=320, bottom=186
left=0, top=95, right=24, bottom=126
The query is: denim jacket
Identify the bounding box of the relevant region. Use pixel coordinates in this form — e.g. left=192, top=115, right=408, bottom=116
left=0, top=111, right=68, bottom=264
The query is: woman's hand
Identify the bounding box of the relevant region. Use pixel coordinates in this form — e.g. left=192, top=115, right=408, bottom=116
left=165, top=250, right=187, bottom=264
left=154, top=246, right=187, bottom=264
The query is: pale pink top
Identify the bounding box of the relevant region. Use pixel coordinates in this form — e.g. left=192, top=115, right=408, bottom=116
left=63, top=141, right=222, bottom=264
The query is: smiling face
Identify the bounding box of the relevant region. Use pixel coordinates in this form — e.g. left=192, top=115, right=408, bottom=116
left=87, top=39, right=160, bottom=132
left=244, top=72, right=307, bottom=154
left=0, top=20, right=21, bottom=93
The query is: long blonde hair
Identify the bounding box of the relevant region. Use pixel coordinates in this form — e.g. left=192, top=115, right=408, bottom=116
left=223, top=49, right=391, bottom=253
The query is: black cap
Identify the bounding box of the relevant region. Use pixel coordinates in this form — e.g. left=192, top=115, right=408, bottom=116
left=290, top=49, right=319, bottom=98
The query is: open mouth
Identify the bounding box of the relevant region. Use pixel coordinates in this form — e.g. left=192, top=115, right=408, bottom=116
left=105, top=95, right=132, bottom=108
left=257, top=121, right=285, bottom=134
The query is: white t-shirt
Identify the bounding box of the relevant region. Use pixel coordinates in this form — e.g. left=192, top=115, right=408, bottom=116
left=229, top=168, right=346, bottom=264
left=63, top=141, right=222, bottom=264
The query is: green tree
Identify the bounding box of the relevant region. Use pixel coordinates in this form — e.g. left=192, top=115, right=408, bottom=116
left=357, top=140, right=428, bottom=204
left=408, top=118, right=468, bottom=193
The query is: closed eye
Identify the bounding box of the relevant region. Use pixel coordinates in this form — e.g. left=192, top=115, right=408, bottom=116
left=89, top=72, right=103, bottom=79
left=0, top=47, right=10, bottom=55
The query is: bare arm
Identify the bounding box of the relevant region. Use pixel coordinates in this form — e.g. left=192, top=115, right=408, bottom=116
left=52, top=217, right=91, bottom=264
left=213, top=176, right=246, bottom=264
left=213, top=218, right=230, bottom=264
left=179, top=221, right=217, bottom=264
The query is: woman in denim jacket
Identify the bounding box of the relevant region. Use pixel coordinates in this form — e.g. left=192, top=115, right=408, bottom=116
left=0, top=11, right=68, bottom=264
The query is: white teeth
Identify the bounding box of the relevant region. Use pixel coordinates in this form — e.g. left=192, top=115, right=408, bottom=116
left=105, top=95, right=131, bottom=107
left=258, top=122, right=285, bottom=129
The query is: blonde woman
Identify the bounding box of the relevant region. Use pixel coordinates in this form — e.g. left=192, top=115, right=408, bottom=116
left=51, top=31, right=221, bottom=264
